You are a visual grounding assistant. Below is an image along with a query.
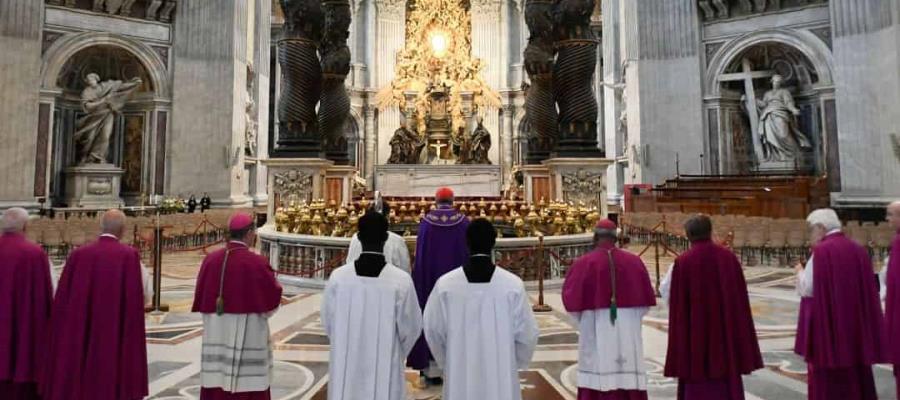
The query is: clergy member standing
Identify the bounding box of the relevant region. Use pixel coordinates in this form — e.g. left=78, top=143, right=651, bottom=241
left=322, top=211, right=422, bottom=400
left=883, top=201, right=900, bottom=397
left=193, top=213, right=283, bottom=400
left=0, top=208, right=53, bottom=400
left=795, top=208, right=884, bottom=400
left=563, top=219, right=656, bottom=400
left=346, top=192, right=411, bottom=272
left=409, top=187, right=470, bottom=381
left=423, top=219, right=539, bottom=400
left=40, top=209, right=151, bottom=400
left=663, top=214, right=762, bottom=400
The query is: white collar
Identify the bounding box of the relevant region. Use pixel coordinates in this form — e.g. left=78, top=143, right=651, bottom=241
left=228, top=240, right=249, bottom=247
left=100, top=233, right=119, bottom=240
left=826, top=229, right=842, bottom=236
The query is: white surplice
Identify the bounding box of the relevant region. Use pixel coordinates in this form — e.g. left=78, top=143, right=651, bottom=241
left=346, top=232, right=411, bottom=272
left=423, top=267, right=540, bottom=400
left=200, top=312, right=275, bottom=392
left=321, top=262, right=422, bottom=400
left=569, top=308, right=650, bottom=392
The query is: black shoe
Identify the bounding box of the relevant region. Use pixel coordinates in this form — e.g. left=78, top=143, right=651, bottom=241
left=424, top=376, right=443, bottom=386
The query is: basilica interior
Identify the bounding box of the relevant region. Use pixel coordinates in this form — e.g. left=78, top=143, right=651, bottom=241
left=3, top=0, right=900, bottom=399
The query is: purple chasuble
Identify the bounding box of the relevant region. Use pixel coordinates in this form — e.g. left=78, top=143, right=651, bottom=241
left=407, top=207, right=470, bottom=370
left=664, top=240, right=762, bottom=382
left=563, top=242, right=656, bottom=312
left=883, top=231, right=900, bottom=366
left=794, top=233, right=884, bottom=367
left=0, top=233, right=53, bottom=400
left=40, top=236, right=148, bottom=400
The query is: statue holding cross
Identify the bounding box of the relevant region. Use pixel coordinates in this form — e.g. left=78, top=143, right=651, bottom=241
left=719, top=58, right=812, bottom=170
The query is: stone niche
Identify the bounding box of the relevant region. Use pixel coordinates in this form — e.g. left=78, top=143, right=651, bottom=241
left=706, top=41, right=834, bottom=178
left=48, top=44, right=164, bottom=207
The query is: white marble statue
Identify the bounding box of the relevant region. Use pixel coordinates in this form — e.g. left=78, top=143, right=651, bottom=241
left=73, top=73, right=143, bottom=164
left=751, top=75, right=812, bottom=163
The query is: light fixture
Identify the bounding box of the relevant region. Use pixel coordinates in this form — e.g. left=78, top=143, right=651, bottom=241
left=430, top=31, right=448, bottom=58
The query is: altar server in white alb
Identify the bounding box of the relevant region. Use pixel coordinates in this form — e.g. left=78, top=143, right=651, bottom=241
left=345, top=192, right=411, bottom=272
left=322, top=211, right=422, bottom=400
left=423, top=218, right=539, bottom=400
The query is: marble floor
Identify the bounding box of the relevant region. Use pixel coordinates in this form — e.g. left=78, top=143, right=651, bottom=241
left=143, top=248, right=899, bottom=399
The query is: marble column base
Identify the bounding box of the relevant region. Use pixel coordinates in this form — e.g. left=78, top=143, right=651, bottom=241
left=262, top=158, right=334, bottom=223
left=543, top=157, right=614, bottom=217
left=64, top=163, right=125, bottom=208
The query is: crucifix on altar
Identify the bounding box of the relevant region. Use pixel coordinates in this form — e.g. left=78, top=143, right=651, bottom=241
left=717, top=58, right=774, bottom=164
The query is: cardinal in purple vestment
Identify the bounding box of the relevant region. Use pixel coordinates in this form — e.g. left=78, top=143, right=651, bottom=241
left=40, top=210, right=149, bottom=400
left=884, top=201, right=900, bottom=398
left=0, top=208, right=53, bottom=400
left=664, top=215, right=763, bottom=400
left=563, top=219, right=656, bottom=400
left=408, top=187, right=470, bottom=380
left=794, top=208, right=884, bottom=400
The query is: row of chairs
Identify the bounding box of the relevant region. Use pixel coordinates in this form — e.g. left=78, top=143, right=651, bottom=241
left=622, top=212, right=894, bottom=267
left=25, top=209, right=248, bottom=261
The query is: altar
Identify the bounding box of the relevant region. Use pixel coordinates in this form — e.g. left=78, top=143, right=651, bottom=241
left=374, top=164, right=501, bottom=197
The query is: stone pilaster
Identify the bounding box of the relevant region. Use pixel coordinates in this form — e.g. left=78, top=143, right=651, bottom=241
left=169, top=0, right=253, bottom=207
left=619, top=0, right=704, bottom=185
left=252, top=0, right=273, bottom=205
left=363, top=105, right=377, bottom=186
left=0, top=0, right=43, bottom=208
left=829, top=0, right=900, bottom=205
left=374, top=0, right=405, bottom=166
left=471, top=0, right=503, bottom=164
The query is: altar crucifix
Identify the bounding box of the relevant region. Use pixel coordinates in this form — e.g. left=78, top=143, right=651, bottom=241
left=717, top=58, right=774, bottom=163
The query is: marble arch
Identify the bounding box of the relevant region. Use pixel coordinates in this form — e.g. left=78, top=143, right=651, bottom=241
left=41, top=32, right=170, bottom=99
left=705, top=28, right=835, bottom=97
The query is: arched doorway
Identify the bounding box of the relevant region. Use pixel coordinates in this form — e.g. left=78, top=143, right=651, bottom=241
left=41, top=33, right=171, bottom=207
left=704, top=30, right=836, bottom=181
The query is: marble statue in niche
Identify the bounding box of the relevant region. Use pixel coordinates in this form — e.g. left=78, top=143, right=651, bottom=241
left=74, top=73, right=142, bottom=164
left=749, top=75, right=811, bottom=163
left=387, top=118, right=425, bottom=164
left=468, top=115, right=492, bottom=164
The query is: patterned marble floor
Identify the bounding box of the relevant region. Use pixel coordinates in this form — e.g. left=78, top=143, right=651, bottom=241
left=143, top=249, right=899, bottom=399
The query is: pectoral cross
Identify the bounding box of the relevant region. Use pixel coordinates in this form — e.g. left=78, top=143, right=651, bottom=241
left=717, top=57, right=774, bottom=163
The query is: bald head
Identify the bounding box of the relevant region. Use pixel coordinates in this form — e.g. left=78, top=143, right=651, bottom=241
left=887, top=201, right=900, bottom=231
left=2, top=207, right=29, bottom=233
left=100, top=209, right=126, bottom=238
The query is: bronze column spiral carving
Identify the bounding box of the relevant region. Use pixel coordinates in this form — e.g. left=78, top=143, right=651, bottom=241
left=523, top=0, right=558, bottom=164
left=553, top=0, right=601, bottom=156
left=276, top=0, right=325, bottom=157
left=319, top=0, right=352, bottom=164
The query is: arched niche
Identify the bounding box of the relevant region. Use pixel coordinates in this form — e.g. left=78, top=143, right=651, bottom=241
left=40, top=33, right=171, bottom=207
left=703, top=29, right=836, bottom=182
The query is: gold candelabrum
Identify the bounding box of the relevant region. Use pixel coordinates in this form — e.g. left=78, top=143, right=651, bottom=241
left=274, top=197, right=601, bottom=238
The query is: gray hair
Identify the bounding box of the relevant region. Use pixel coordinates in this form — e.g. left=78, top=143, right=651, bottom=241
left=100, top=209, right=127, bottom=236
left=806, top=208, right=842, bottom=232
left=1, top=207, right=29, bottom=233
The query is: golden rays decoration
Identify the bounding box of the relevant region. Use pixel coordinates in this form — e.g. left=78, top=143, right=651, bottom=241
left=375, top=0, right=501, bottom=134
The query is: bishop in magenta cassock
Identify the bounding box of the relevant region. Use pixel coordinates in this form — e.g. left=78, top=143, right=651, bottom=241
left=795, top=208, right=884, bottom=400
left=663, top=214, right=763, bottom=400
left=884, top=201, right=900, bottom=398
left=423, top=218, right=539, bottom=400
left=0, top=208, right=53, bottom=400
left=322, top=211, right=422, bottom=400
left=193, top=213, right=283, bottom=400
left=563, top=219, right=656, bottom=400
left=408, top=187, right=470, bottom=382
left=40, top=209, right=151, bottom=400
